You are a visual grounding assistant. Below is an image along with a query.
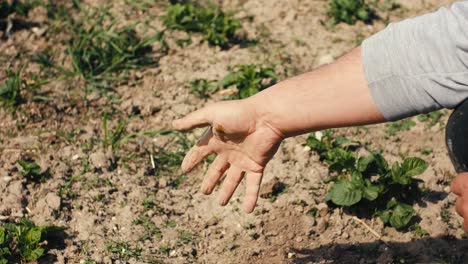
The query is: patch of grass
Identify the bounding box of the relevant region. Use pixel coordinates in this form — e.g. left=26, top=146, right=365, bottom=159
left=133, top=216, right=162, bottom=241
left=177, top=230, right=193, bottom=244
left=385, top=119, right=416, bottom=137
left=102, top=113, right=128, bottom=152
left=0, top=70, right=24, bottom=110
left=189, top=64, right=277, bottom=99
left=417, top=110, right=446, bottom=129
left=326, top=0, right=374, bottom=25
left=162, top=1, right=244, bottom=49
left=149, top=131, right=191, bottom=178
left=67, top=5, right=167, bottom=90
left=105, top=241, right=142, bottom=261
left=17, top=159, right=49, bottom=182
left=188, top=79, right=218, bottom=99
left=410, top=223, right=429, bottom=237
left=124, top=0, right=156, bottom=12
left=0, top=219, right=64, bottom=263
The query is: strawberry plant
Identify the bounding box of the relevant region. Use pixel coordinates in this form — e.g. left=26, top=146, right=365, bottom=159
left=0, top=219, right=64, bottom=263
left=219, top=64, right=277, bottom=99
left=308, top=130, right=428, bottom=229
left=162, top=1, right=243, bottom=48
left=326, top=0, right=374, bottom=25
left=17, top=159, right=49, bottom=182
left=188, top=64, right=277, bottom=99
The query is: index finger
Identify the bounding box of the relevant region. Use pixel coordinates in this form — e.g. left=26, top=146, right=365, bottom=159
left=451, top=173, right=468, bottom=196
left=173, top=105, right=213, bottom=130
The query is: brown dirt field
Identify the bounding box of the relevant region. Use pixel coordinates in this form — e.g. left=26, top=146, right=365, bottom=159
left=1, top=0, right=467, bottom=263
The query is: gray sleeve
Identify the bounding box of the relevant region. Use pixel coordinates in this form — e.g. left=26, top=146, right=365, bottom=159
left=362, top=1, right=468, bottom=121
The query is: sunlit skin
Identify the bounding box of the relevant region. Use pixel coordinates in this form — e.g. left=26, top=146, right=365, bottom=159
left=174, top=46, right=468, bottom=232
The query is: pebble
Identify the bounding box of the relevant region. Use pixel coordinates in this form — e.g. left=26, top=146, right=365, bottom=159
left=287, top=252, right=296, bottom=259
left=295, top=236, right=303, bottom=242
left=317, top=203, right=329, bottom=217
left=444, top=186, right=451, bottom=193
left=317, top=218, right=328, bottom=233
left=342, top=232, right=349, bottom=239
left=89, top=151, right=110, bottom=171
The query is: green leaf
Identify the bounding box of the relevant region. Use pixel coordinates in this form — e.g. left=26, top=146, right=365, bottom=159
left=326, top=180, right=362, bottom=206
left=389, top=203, right=415, bottom=229
left=401, top=157, right=428, bottom=177
left=363, top=183, right=379, bottom=201
left=23, top=247, right=45, bottom=261
left=26, top=228, right=42, bottom=245
left=0, top=229, right=5, bottom=245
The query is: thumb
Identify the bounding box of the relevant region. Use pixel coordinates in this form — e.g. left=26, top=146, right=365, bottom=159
left=173, top=105, right=213, bottom=130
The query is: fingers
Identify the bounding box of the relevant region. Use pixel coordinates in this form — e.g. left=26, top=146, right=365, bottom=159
left=219, top=166, right=245, bottom=206
left=243, top=172, right=263, bottom=213
left=173, top=105, right=213, bottom=130
left=201, top=155, right=230, bottom=194
left=451, top=173, right=468, bottom=196
left=456, top=198, right=464, bottom=217
left=181, top=129, right=214, bottom=173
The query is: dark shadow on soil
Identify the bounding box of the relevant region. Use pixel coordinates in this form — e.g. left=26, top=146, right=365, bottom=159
left=0, top=19, right=41, bottom=39
left=292, top=236, right=468, bottom=264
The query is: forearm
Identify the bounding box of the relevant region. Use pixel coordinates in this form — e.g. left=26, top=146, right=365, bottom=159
left=250, top=47, right=385, bottom=138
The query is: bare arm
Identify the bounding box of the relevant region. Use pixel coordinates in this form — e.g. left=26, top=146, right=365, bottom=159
left=251, top=47, right=385, bottom=138
left=173, top=46, right=384, bottom=213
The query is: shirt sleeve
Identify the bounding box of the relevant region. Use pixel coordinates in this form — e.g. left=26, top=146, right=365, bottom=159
left=362, top=1, right=468, bottom=121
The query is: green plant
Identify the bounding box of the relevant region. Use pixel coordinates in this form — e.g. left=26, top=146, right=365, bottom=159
left=17, top=160, right=49, bottom=182
left=102, top=113, right=128, bottom=151
left=219, top=64, right=277, bottom=99
left=162, top=1, right=243, bottom=48
left=417, top=110, right=446, bottom=128
left=385, top=118, right=416, bottom=137
left=105, top=241, right=142, bottom=261
left=188, top=79, right=218, bottom=98
left=67, top=5, right=167, bottom=89
left=0, top=70, right=24, bottom=110
left=133, top=216, right=162, bottom=241
left=0, top=219, right=64, bottom=263
left=326, top=0, right=374, bottom=25
left=308, top=130, right=428, bottom=229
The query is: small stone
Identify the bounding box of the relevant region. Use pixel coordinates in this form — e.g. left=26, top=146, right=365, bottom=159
left=205, top=217, right=219, bottom=227
left=295, top=236, right=303, bottom=242
left=342, top=232, right=349, bottom=239
left=317, top=203, right=329, bottom=217
left=45, top=193, right=61, bottom=211
left=89, top=151, right=110, bottom=171
left=317, top=218, right=328, bottom=233
left=444, top=186, right=451, bottom=193
left=3, top=176, right=12, bottom=183
left=318, top=54, right=334, bottom=66
left=287, top=252, right=296, bottom=259
left=158, top=178, right=168, bottom=188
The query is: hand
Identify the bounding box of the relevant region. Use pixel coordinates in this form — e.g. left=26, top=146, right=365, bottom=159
left=451, top=173, right=468, bottom=231
left=172, top=99, right=284, bottom=213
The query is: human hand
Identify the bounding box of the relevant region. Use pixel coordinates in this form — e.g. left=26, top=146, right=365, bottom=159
left=451, top=173, right=468, bottom=231
left=172, top=99, right=284, bottom=213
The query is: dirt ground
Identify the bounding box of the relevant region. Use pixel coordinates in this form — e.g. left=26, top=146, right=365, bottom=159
left=1, top=0, right=467, bottom=263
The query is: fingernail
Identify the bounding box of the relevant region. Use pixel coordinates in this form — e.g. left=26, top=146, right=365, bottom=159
left=181, top=152, right=193, bottom=172
left=219, top=197, right=227, bottom=206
